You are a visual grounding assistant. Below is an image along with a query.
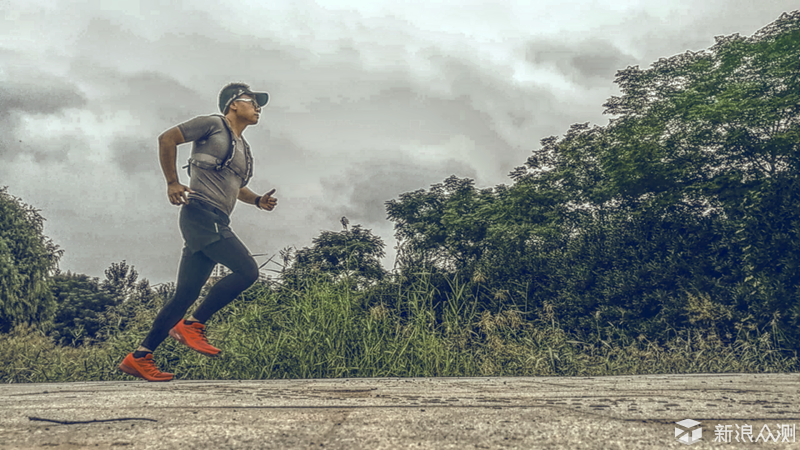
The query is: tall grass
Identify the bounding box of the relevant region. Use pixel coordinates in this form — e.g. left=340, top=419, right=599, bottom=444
left=1, top=273, right=798, bottom=383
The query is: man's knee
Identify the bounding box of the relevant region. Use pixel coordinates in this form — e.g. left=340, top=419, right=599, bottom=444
left=173, top=280, right=205, bottom=302
left=240, top=258, right=259, bottom=285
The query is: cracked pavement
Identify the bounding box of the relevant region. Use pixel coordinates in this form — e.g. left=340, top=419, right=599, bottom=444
left=1, top=373, right=798, bottom=449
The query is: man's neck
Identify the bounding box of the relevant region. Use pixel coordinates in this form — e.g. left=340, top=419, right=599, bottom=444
left=223, top=114, right=247, bottom=138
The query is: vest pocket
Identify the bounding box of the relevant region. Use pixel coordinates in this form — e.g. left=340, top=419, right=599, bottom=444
left=189, top=153, right=223, bottom=170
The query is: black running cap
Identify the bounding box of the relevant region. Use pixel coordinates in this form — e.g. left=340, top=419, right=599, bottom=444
left=219, top=87, right=269, bottom=114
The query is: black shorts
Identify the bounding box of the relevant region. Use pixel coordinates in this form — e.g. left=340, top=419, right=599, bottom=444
left=179, top=199, right=238, bottom=254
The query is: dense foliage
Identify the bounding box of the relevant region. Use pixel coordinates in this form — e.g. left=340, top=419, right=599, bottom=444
left=283, top=223, right=387, bottom=289
left=384, top=11, right=800, bottom=348
left=0, top=186, right=63, bottom=332
left=2, top=274, right=797, bottom=383
left=49, top=272, right=116, bottom=345
left=49, top=261, right=160, bottom=345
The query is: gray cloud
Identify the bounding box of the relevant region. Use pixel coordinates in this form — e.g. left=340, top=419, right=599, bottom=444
left=525, top=39, right=636, bottom=86
left=111, top=136, right=159, bottom=176
left=66, top=59, right=208, bottom=129
left=261, top=48, right=549, bottom=185
left=30, top=133, right=87, bottom=165
left=0, top=63, right=88, bottom=160
left=0, top=80, right=86, bottom=115
left=580, top=5, right=799, bottom=73
left=3, top=0, right=796, bottom=286
left=0, top=9, right=639, bottom=284
left=319, top=157, right=478, bottom=225
left=57, top=12, right=557, bottom=184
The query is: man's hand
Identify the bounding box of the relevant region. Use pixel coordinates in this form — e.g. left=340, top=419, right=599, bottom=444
left=168, top=182, right=195, bottom=205
left=258, top=188, right=278, bottom=211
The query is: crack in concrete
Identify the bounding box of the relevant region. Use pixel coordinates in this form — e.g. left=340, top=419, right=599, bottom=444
left=28, top=417, right=157, bottom=425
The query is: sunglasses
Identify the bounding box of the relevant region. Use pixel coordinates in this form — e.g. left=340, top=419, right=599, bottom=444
left=234, top=98, right=261, bottom=109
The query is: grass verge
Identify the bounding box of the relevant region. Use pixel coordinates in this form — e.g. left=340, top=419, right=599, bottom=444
left=2, top=276, right=798, bottom=382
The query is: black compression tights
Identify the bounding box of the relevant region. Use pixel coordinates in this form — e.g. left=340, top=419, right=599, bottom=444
left=140, top=236, right=259, bottom=351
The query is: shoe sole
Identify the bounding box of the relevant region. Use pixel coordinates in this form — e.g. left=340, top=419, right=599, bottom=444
left=118, top=362, right=173, bottom=382
left=169, top=329, right=221, bottom=358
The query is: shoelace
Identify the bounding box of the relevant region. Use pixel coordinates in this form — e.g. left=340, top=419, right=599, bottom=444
left=188, top=325, right=211, bottom=344
left=139, top=357, right=162, bottom=376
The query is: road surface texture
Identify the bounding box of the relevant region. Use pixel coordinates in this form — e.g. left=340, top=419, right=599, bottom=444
left=0, top=373, right=798, bottom=449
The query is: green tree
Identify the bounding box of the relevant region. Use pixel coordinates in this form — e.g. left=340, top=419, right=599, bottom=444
left=285, top=223, right=387, bottom=289
left=50, top=261, right=158, bottom=345
left=99, top=277, right=162, bottom=341
left=49, top=271, right=115, bottom=345
left=0, top=186, right=63, bottom=332
left=101, top=260, right=140, bottom=301
left=385, top=173, right=572, bottom=314
left=386, top=176, right=496, bottom=272
left=600, top=11, right=800, bottom=213
left=382, top=12, right=800, bottom=346
left=509, top=11, right=800, bottom=344
left=600, top=11, right=800, bottom=342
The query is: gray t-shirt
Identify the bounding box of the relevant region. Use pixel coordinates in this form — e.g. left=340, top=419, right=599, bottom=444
left=177, top=115, right=250, bottom=216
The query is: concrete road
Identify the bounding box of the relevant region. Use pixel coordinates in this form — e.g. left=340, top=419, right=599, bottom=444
left=0, top=373, right=798, bottom=449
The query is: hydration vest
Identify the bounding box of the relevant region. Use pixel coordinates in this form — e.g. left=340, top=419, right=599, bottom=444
left=182, top=114, right=253, bottom=188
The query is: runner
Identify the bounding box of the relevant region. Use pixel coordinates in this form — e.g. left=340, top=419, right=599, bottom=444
left=118, top=82, right=278, bottom=381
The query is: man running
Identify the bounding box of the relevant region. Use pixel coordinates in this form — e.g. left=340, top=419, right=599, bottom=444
left=119, top=82, right=278, bottom=381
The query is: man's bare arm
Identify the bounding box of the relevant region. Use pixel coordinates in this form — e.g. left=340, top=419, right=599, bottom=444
left=158, top=127, right=194, bottom=205
left=238, top=186, right=259, bottom=205
left=239, top=186, right=278, bottom=211
left=158, top=127, right=186, bottom=185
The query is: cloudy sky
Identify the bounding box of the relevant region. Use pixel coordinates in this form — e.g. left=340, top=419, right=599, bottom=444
left=1, top=0, right=796, bottom=286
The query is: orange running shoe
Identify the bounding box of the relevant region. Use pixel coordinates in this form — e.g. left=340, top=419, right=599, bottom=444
left=118, top=353, right=174, bottom=382
left=169, top=321, right=221, bottom=357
